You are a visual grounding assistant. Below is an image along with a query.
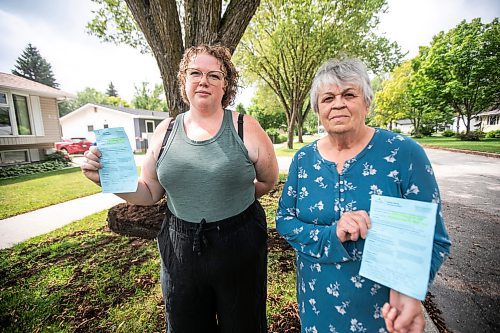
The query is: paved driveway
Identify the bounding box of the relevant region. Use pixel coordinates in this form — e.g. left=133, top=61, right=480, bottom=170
left=425, top=149, right=500, bottom=216
left=424, top=148, right=500, bottom=333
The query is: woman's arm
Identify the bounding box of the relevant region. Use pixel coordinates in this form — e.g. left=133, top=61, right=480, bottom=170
left=240, top=114, right=279, bottom=197
left=81, top=118, right=172, bottom=205
left=382, top=290, right=425, bottom=333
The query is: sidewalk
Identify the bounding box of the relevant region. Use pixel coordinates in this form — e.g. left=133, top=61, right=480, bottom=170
left=0, top=193, right=124, bottom=249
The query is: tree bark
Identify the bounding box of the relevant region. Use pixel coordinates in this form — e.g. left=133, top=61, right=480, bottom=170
left=216, top=0, right=261, bottom=53
left=125, top=0, right=185, bottom=117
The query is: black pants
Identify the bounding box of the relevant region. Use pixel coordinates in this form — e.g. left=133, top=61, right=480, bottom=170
left=157, top=201, right=268, bottom=333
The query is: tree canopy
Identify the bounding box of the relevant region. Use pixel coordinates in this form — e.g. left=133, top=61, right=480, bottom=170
left=87, top=0, right=261, bottom=117
left=373, top=18, right=499, bottom=136
left=58, top=87, right=130, bottom=117
left=373, top=61, right=411, bottom=129
left=12, top=43, right=59, bottom=88
left=131, top=82, right=168, bottom=112
left=106, top=82, right=119, bottom=97
left=415, top=18, right=500, bottom=133
left=236, top=0, right=403, bottom=148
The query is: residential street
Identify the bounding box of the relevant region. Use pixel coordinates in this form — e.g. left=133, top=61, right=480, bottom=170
left=424, top=149, right=500, bottom=333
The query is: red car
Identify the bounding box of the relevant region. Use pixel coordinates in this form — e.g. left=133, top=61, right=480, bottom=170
left=55, top=138, right=93, bottom=155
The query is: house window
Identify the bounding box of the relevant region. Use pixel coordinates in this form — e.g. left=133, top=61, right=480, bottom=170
left=145, top=120, right=155, bottom=133
left=0, top=91, right=34, bottom=136
left=0, top=92, right=12, bottom=135
left=488, top=115, right=499, bottom=125
left=0, top=150, right=29, bottom=164
left=88, top=125, right=94, bottom=132
left=0, top=105, right=12, bottom=135
left=13, top=94, right=32, bottom=135
left=0, top=92, right=7, bottom=104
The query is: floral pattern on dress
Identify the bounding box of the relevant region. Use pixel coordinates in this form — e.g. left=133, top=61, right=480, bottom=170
left=276, top=129, right=451, bottom=332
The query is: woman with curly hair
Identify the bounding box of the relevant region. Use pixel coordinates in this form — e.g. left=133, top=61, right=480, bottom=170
left=82, top=44, right=278, bottom=332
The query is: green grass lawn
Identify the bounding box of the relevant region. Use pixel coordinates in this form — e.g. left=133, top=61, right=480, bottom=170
left=413, top=136, right=500, bottom=154
left=0, top=167, right=102, bottom=219
left=0, top=182, right=297, bottom=332
left=274, top=135, right=318, bottom=157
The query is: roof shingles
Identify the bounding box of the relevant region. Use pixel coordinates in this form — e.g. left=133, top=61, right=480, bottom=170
left=0, top=72, right=75, bottom=99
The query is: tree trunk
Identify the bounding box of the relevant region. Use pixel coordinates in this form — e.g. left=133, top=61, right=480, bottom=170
left=296, top=108, right=303, bottom=143
left=297, top=126, right=303, bottom=143
left=125, top=0, right=185, bottom=117
left=287, top=105, right=298, bottom=149
left=465, top=116, right=471, bottom=134
left=295, top=102, right=310, bottom=143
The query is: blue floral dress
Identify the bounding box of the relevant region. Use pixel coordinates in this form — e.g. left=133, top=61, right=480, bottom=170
left=276, top=129, right=451, bottom=333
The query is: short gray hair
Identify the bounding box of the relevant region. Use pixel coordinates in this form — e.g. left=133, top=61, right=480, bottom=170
left=310, top=59, right=373, bottom=113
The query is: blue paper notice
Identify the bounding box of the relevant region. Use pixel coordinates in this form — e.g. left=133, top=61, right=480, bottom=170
left=359, top=195, right=437, bottom=300
left=94, top=127, right=138, bottom=193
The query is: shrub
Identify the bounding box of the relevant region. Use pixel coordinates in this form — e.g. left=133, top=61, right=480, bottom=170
left=46, top=150, right=71, bottom=163
left=266, top=128, right=286, bottom=144
left=412, top=133, right=424, bottom=138
left=392, top=128, right=402, bottom=134
left=456, top=130, right=485, bottom=141
left=485, top=129, right=500, bottom=138
left=442, top=130, right=455, bottom=137
left=0, top=153, right=71, bottom=179
left=420, top=126, right=434, bottom=136
left=276, top=134, right=287, bottom=144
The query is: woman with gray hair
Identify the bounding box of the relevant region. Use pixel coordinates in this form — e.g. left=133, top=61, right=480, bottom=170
left=276, top=59, right=450, bottom=332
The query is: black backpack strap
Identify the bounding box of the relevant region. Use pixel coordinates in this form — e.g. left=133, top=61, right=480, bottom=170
left=158, top=119, right=174, bottom=158
left=237, top=113, right=244, bottom=141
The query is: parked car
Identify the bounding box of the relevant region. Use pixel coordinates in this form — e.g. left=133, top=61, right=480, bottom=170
left=54, top=138, right=93, bottom=155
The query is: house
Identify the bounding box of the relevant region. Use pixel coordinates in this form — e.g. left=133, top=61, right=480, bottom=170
left=476, top=109, right=500, bottom=132
left=392, top=119, right=413, bottom=134
left=451, top=114, right=481, bottom=133
left=59, top=103, right=169, bottom=152
left=0, top=72, right=74, bottom=166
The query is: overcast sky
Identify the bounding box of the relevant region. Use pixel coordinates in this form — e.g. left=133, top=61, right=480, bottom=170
left=0, top=0, right=498, bottom=105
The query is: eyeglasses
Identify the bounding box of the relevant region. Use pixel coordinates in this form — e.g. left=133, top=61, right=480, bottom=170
left=185, top=68, right=225, bottom=84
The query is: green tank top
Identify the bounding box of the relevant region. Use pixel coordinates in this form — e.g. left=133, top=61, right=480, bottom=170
left=156, top=109, right=256, bottom=223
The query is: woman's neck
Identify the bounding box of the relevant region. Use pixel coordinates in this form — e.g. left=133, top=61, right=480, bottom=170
left=325, top=125, right=374, bottom=152
left=183, top=107, right=224, bottom=140
left=318, top=126, right=375, bottom=172
left=186, top=106, right=224, bottom=125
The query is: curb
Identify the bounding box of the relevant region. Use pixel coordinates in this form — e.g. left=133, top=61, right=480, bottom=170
left=421, top=145, right=500, bottom=158
left=423, top=304, right=439, bottom=333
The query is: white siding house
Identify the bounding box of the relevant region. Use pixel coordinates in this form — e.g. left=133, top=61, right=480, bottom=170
left=60, top=104, right=169, bottom=152
left=451, top=114, right=481, bottom=133
left=392, top=119, right=413, bottom=134
left=476, top=109, right=500, bottom=132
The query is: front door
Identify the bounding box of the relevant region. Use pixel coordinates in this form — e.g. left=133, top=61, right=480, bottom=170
left=145, top=120, right=155, bottom=149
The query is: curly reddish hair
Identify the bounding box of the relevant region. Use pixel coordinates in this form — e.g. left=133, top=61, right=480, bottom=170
left=177, top=44, right=239, bottom=109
